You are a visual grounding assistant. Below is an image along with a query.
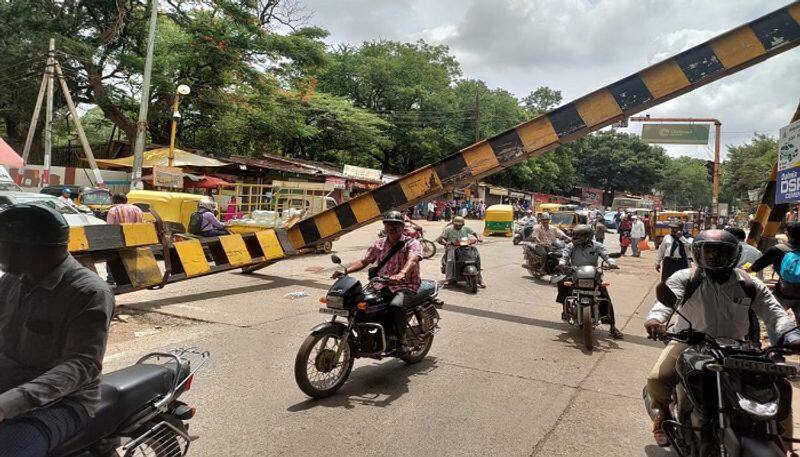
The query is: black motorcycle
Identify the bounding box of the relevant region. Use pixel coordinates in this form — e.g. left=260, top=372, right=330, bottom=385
left=443, top=237, right=481, bottom=293
left=521, top=238, right=566, bottom=279
left=559, top=262, right=613, bottom=350
left=55, top=348, right=209, bottom=457
left=294, top=255, right=442, bottom=398
left=644, top=284, right=800, bottom=456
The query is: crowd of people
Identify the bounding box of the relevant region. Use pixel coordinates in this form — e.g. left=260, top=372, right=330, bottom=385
left=410, top=199, right=487, bottom=221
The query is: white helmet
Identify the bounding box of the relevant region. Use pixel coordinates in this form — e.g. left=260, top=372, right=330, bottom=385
left=199, top=199, right=216, bottom=211
left=539, top=212, right=551, bottom=221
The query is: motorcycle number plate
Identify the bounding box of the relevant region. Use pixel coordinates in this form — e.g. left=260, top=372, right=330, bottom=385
left=319, top=308, right=349, bottom=317
left=723, top=357, right=797, bottom=376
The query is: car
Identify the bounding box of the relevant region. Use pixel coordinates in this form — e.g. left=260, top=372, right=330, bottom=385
left=603, top=211, right=619, bottom=230
left=0, top=191, right=106, bottom=226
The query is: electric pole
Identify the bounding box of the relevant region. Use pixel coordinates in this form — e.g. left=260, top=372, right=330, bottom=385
left=42, top=38, right=55, bottom=186
left=474, top=89, right=481, bottom=142
left=132, top=0, right=159, bottom=189
left=630, top=116, right=722, bottom=226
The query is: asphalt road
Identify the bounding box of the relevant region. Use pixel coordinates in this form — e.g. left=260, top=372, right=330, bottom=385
left=104, top=219, right=797, bottom=456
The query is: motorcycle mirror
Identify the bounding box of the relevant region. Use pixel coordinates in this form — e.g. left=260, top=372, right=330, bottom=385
left=655, top=282, right=678, bottom=308
left=331, top=255, right=342, bottom=265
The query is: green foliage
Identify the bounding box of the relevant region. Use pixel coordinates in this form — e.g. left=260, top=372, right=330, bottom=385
left=721, top=133, right=777, bottom=204
left=522, top=87, right=563, bottom=116
left=657, top=156, right=712, bottom=209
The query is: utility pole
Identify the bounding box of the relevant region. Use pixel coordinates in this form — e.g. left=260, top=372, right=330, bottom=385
left=168, top=85, right=191, bottom=167
left=630, top=116, right=722, bottom=226
left=131, top=0, right=159, bottom=189
left=474, top=89, right=481, bottom=142
left=17, top=57, right=48, bottom=186
left=42, top=38, right=55, bottom=186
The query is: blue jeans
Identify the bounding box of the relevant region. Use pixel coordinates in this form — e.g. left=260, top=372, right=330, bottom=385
left=0, top=400, right=89, bottom=457
left=767, top=296, right=800, bottom=345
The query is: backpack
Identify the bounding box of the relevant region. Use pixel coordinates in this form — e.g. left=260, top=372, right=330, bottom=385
left=188, top=211, right=203, bottom=235
left=776, top=244, right=800, bottom=297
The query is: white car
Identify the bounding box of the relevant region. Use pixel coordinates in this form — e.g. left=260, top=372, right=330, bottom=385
left=0, top=191, right=106, bottom=226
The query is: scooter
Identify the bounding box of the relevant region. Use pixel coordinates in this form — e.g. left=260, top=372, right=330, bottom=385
left=521, top=238, right=567, bottom=279
left=54, top=348, right=209, bottom=457
left=444, top=237, right=481, bottom=293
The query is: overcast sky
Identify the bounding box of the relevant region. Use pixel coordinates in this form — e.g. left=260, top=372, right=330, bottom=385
left=302, top=0, right=800, bottom=161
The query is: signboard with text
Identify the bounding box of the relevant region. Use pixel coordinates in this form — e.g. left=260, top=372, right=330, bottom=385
left=641, top=124, right=710, bottom=145
left=152, top=165, right=184, bottom=189
left=776, top=120, right=800, bottom=204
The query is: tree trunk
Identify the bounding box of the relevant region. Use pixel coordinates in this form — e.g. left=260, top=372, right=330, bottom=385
left=82, top=61, right=137, bottom=148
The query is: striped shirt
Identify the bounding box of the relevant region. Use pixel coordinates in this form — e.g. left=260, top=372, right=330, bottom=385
left=106, top=204, right=144, bottom=224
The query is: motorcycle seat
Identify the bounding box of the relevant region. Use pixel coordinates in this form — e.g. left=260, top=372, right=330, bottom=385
left=52, top=364, right=175, bottom=454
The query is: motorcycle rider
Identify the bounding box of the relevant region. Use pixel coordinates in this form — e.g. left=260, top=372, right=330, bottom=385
left=643, top=229, right=799, bottom=447
left=332, top=211, right=423, bottom=354
left=0, top=204, right=114, bottom=456
left=556, top=224, right=623, bottom=339
left=532, top=212, right=569, bottom=244
left=437, top=216, right=485, bottom=288
left=519, top=209, right=536, bottom=227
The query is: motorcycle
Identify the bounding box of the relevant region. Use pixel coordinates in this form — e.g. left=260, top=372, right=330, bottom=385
left=644, top=283, right=800, bottom=456
left=559, top=261, right=614, bottom=350
left=55, top=347, right=209, bottom=457
left=521, top=238, right=567, bottom=279
left=512, top=222, right=534, bottom=245
left=444, top=237, right=481, bottom=293
left=378, top=225, right=436, bottom=259
left=294, top=255, right=442, bottom=398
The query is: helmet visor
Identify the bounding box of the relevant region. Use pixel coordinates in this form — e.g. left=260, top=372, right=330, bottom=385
left=692, top=242, right=740, bottom=270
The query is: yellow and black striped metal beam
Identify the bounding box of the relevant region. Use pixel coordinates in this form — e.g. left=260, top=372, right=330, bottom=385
left=747, top=100, right=800, bottom=249
left=288, top=2, right=800, bottom=250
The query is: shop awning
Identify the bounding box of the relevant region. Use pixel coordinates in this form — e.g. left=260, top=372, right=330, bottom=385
left=0, top=138, right=23, bottom=168
left=96, top=147, right=228, bottom=169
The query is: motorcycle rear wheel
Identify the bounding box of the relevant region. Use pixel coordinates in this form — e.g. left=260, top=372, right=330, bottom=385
left=422, top=239, right=437, bottom=259
left=294, top=329, right=355, bottom=398
left=581, top=308, right=593, bottom=351
left=401, top=311, right=434, bottom=364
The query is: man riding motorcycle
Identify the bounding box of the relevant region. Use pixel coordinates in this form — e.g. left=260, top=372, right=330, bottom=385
left=437, top=216, right=485, bottom=288
left=643, top=229, right=800, bottom=447
left=556, top=224, right=623, bottom=339
left=332, top=211, right=423, bottom=354
left=519, top=209, right=536, bottom=227
left=533, top=212, right=570, bottom=244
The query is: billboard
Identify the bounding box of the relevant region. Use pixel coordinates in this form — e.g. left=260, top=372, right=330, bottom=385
left=776, top=120, right=800, bottom=204
left=641, top=124, right=710, bottom=145
left=343, top=164, right=382, bottom=182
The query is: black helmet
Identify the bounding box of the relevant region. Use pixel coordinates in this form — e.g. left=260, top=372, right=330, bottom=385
left=382, top=210, right=404, bottom=224
left=691, top=229, right=741, bottom=271
left=572, top=224, right=593, bottom=245
left=0, top=203, right=70, bottom=246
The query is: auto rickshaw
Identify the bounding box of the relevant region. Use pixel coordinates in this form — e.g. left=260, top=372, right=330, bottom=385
left=682, top=211, right=701, bottom=237
left=536, top=203, right=562, bottom=214
left=126, top=189, right=207, bottom=233
left=650, top=210, right=686, bottom=247
left=483, top=204, right=514, bottom=236
left=41, top=185, right=113, bottom=218
left=550, top=211, right=588, bottom=236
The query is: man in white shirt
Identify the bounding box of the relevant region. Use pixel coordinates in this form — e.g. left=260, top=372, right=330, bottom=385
left=644, top=230, right=798, bottom=447
left=629, top=215, right=646, bottom=257
left=655, top=221, right=692, bottom=282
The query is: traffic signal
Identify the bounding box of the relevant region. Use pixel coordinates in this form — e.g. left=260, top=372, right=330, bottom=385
left=705, top=160, right=715, bottom=182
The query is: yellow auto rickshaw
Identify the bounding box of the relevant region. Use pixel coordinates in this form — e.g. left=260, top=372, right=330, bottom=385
left=536, top=203, right=563, bottom=214
left=126, top=189, right=207, bottom=233
left=550, top=211, right=588, bottom=236
left=650, top=211, right=686, bottom=247
left=682, top=211, right=701, bottom=237
left=483, top=204, right=514, bottom=236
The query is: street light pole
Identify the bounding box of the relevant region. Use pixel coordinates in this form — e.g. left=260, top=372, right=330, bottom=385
left=629, top=116, right=722, bottom=226
left=131, top=0, right=159, bottom=189
left=168, top=84, right=190, bottom=167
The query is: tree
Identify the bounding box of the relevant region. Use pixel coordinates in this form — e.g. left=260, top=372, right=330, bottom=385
left=522, top=87, right=563, bottom=116
left=720, top=133, right=777, bottom=204
left=572, top=130, right=668, bottom=195
left=657, top=156, right=712, bottom=210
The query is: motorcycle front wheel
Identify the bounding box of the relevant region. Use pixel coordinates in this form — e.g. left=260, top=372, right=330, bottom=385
left=465, top=275, right=478, bottom=294
left=581, top=307, right=593, bottom=351
left=422, top=239, right=437, bottom=259
left=294, top=329, right=355, bottom=398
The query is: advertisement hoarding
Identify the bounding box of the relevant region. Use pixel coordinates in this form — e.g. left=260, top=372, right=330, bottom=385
left=775, top=120, right=800, bottom=204
left=641, top=124, right=710, bottom=145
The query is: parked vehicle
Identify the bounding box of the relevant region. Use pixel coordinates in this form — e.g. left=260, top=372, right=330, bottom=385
left=54, top=348, right=209, bottom=457
left=294, top=255, right=442, bottom=398
left=483, top=204, right=514, bottom=236
left=560, top=262, right=613, bottom=350
left=0, top=191, right=106, bottom=226
left=603, top=211, right=619, bottom=230
left=521, top=238, right=567, bottom=279
left=445, top=237, right=481, bottom=293
left=644, top=284, right=799, bottom=456
left=550, top=210, right=588, bottom=237
left=651, top=211, right=687, bottom=247
left=126, top=190, right=207, bottom=233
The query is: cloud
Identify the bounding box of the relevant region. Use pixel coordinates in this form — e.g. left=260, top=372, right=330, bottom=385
left=304, top=0, right=800, bottom=158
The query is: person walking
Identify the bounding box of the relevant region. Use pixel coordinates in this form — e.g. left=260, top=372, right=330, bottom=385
left=105, top=193, right=144, bottom=224
left=655, top=221, right=691, bottom=282
left=618, top=214, right=633, bottom=256
left=594, top=216, right=609, bottom=244
left=630, top=215, right=646, bottom=257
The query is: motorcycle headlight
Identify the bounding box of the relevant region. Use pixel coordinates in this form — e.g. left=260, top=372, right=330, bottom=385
left=579, top=297, right=592, bottom=304
left=577, top=279, right=595, bottom=289
left=326, top=295, right=344, bottom=309
left=736, top=393, right=778, bottom=420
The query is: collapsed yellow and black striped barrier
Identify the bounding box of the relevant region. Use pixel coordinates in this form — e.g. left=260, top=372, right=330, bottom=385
left=68, top=222, right=297, bottom=294
left=288, top=3, right=800, bottom=250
